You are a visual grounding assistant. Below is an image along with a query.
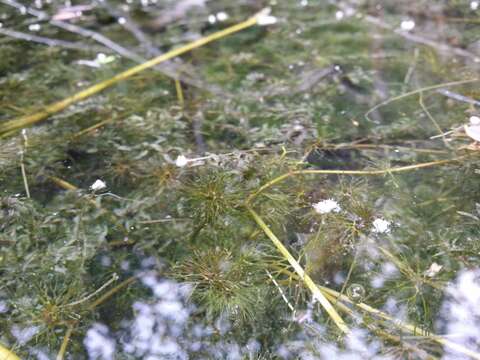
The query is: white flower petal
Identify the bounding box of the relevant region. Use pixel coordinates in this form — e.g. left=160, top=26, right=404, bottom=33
left=425, top=262, right=443, bottom=277
left=465, top=124, right=480, bottom=142
left=175, top=155, right=189, bottom=167
left=256, top=8, right=277, bottom=26
left=312, top=199, right=341, bottom=214
left=90, top=179, right=107, bottom=191
left=372, top=218, right=391, bottom=233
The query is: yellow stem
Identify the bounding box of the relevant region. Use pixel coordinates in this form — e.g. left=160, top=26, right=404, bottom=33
left=71, top=118, right=114, bottom=139
left=319, top=286, right=480, bottom=359
left=247, top=157, right=461, bottom=202
left=175, top=79, right=185, bottom=107
left=247, top=206, right=349, bottom=334
left=48, top=176, right=79, bottom=191
left=0, top=344, right=21, bottom=360
left=278, top=267, right=479, bottom=359
left=56, top=325, right=75, bottom=360
left=0, top=13, right=261, bottom=136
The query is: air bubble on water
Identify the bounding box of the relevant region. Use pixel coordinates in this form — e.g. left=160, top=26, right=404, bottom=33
left=347, top=284, right=366, bottom=302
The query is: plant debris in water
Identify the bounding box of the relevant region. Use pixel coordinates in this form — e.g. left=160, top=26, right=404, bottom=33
left=1, top=0, right=480, bottom=359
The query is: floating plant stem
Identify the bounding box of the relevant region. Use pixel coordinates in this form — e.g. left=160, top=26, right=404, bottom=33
left=319, top=285, right=480, bottom=360
left=246, top=206, right=350, bottom=334
left=0, top=343, right=21, bottom=360
left=245, top=157, right=469, bottom=343
left=0, top=9, right=271, bottom=136
left=365, top=78, right=480, bottom=122
left=175, top=79, right=185, bottom=107
left=247, top=157, right=463, bottom=203
left=56, top=324, right=74, bottom=360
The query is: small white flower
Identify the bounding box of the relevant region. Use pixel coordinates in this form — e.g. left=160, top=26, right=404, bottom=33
left=28, top=23, right=41, bottom=32
left=216, top=11, right=229, bottom=22
left=256, top=8, right=277, bottom=26
left=175, top=155, right=189, bottom=167
left=372, top=218, right=391, bottom=233
left=425, top=262, right=443, bottom=277
left=312, top=199, right=341, bottom=214
left=208, top=14, right=216, bottom=24
left=400, top=19, right=415, bottom=31
left=465, top=116, right=480, bottom=142
left=90, top=179, right=107, bottom=191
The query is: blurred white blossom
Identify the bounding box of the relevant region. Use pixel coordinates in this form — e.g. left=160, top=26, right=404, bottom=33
left=371, top=218, right=391, bottom=233
left=425, top=262, right=443, bottom=277
left=312, top=199, right=341, bottom=214
left=175, top=155, right=189, bottom=167
left=90, top=179, right=106, bottom=191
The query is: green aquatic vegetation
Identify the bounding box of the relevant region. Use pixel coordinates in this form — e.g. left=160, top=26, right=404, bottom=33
left=2, top=0, right=480, bottom=358
left=173, top=246, right=269, bottom=323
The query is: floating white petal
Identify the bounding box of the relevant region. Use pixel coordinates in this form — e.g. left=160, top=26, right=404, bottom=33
left=465, top=117, right=480, bottom=142
left=372, top=218, right=391, bottom=233
left=256, top=8, right=277, bottom=26
left=400, top=19, right=415, bottom=31
left=175, top=155, right=189, bottom=167
left=90, top=179, right=107, bottom=191
left=425, top=262, right=443, bottom=277
left=312, top=199, right=341, bottom=214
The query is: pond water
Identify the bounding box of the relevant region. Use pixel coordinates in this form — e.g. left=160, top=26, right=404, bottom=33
left=1, top=0, right=480, bottom=359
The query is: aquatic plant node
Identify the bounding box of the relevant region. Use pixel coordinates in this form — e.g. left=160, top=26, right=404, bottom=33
left=0, top=9, right=273, bottom=136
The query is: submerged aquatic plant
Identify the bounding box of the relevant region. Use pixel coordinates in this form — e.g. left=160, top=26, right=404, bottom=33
left=174, top=246, right=268, bottom=322
left=1, top=0, right=480, bottom=359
